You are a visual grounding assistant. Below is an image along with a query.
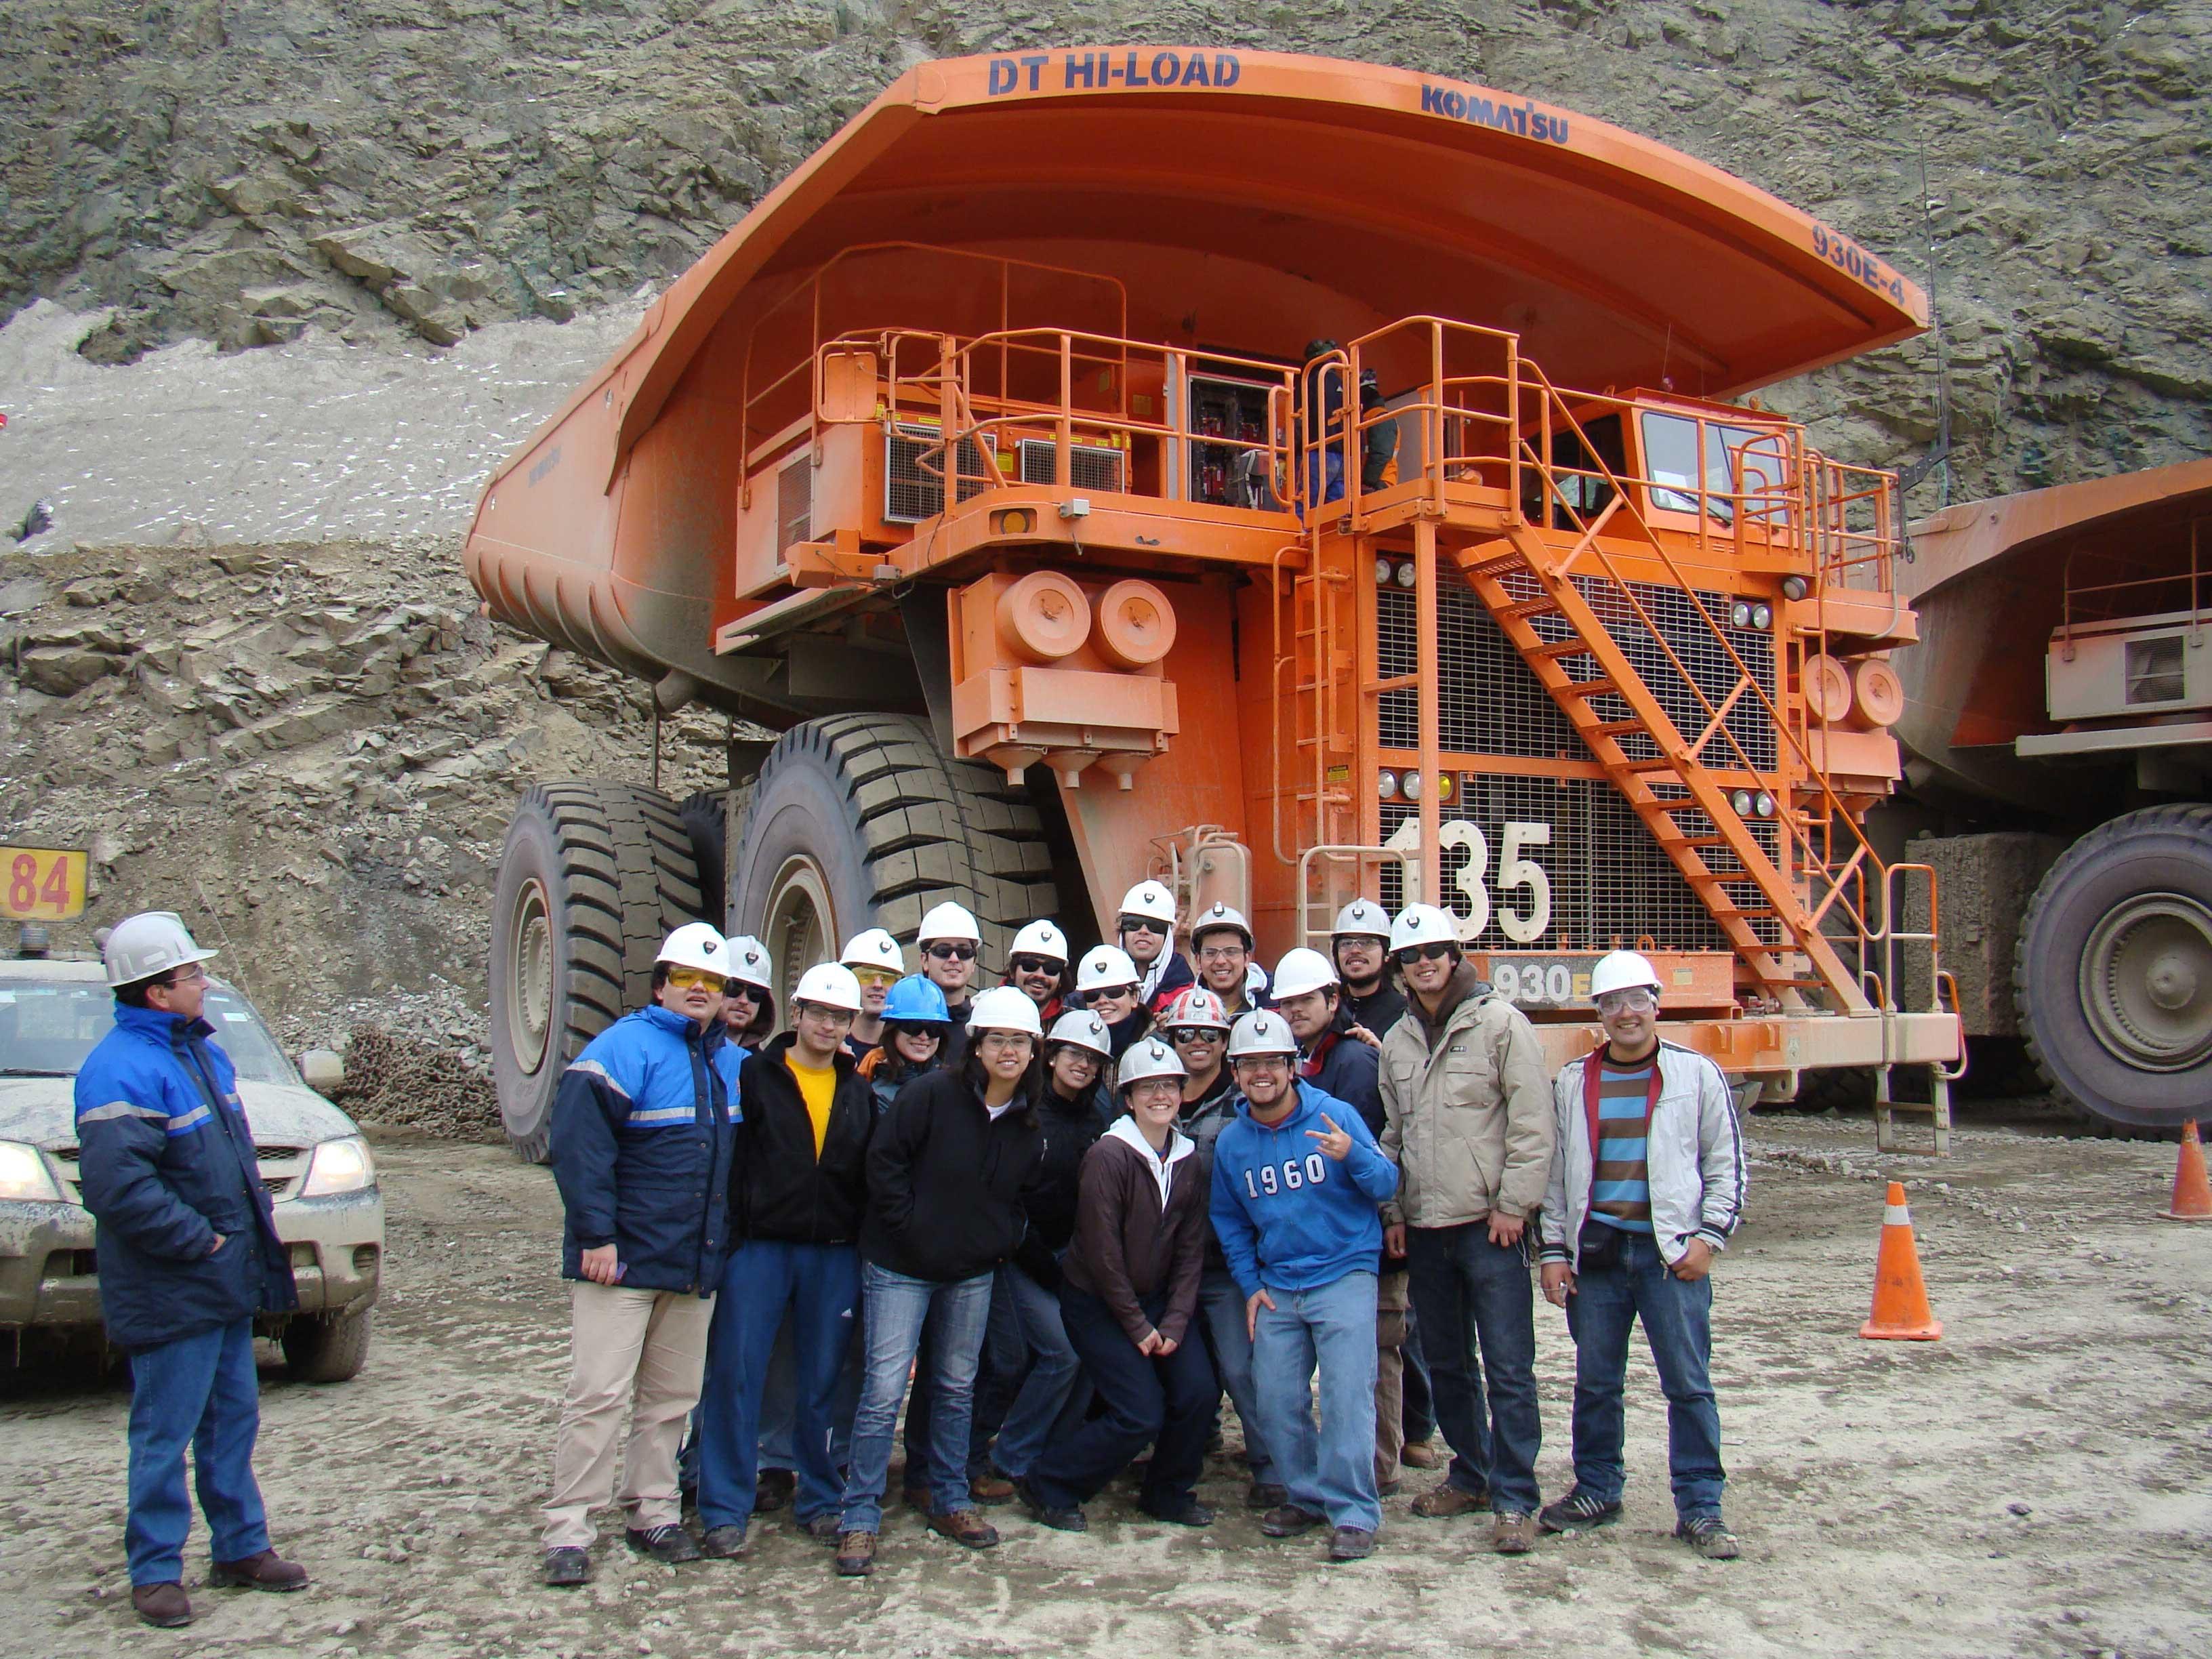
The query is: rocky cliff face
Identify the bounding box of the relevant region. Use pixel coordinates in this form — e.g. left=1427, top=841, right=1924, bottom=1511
left=2, top=1, right=2205, bottom=504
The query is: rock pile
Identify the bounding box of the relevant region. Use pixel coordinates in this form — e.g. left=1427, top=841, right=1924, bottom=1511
left=335, top=1024, right=502, bottom=1145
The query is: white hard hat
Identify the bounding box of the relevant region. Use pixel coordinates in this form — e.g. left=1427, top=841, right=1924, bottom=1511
left=657, top=922, right=729, bottom=977
left=102, top=912, right=218, bottom=989
left=1389, top=903, right=1460, bottom=954
left=1332, top=898, right=1391, bottom=939
left=1589, top=949, right=1664, bottom=1003
left=1046, top=1008, right=1113, bottom=1059
left=1159, top=985, right=1230, bottom=1031
left=724, top=934, right=773, bottom=991
left=1190, top=901, right=1252, bottom=949
left=1227, top=1008, right=1298, bottom=1059
left=841, top=928, right=905, bottom=974
left=1009, top=919, right=1069, bottom=962
left=1076, top=944, right=1141, bottom=994
left=968, top=983, right=1044, bottom=1038
left=1116, top=881, right=1178, bottom=926
left=917, top=900, right=982, bottom=943
left=1270, top=947, right=1338, bottom=1002
left=793, top=961, right=864, bottom=1012
left=1118, top=1038, right=1187, bottom=1090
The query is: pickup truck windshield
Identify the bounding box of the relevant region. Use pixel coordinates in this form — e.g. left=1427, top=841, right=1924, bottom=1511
left=0, top=981, right=298, bottom=1084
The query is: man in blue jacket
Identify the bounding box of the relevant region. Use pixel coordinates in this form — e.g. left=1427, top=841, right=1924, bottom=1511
left=541, top=923, right=742, bottom=1586
left=1209, top=1010, right=1399, bottom=1563
left=74, top=913, right=305, bottom=1629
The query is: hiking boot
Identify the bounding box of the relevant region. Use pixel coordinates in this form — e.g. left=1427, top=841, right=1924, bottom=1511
left=698, top=1523, right=747, bottom=1559
left=834, top=1530, right=877, bottom=1576
left=928, top=1508, right=1001, bottom=1549
left=1676, top=1515, right=1741, bottom=1559
left=1409, top=1483, right=1487, bottom=1519
left=969, top=1469, right=1017, bottom=1505
left=1015, top=1477, right=1087, bottom=1533
left=132, top=1582, right=192, bottom=1627
left=1139, top=1497, right=1216, bottom=1528
left=1539, top=1489, right=1623, bottom=1534
left=1399, top=1439, right=1443, bottom=1471
left=755, top=1468, right=796, bottom=1514
left=1244, top=1480, right=1288, bottom=1510
left=541, top=1548, right=588, bottom=1589
left=796, top=1513, right=842, bottom=1543
left=1259, top=1504, right=1324, bottom=1538
left=625, top=1524, right=702, bottom=1564
left=1328, top=1527, right=1377, bottom=1561
left=1492, top=1511, right=1538, bottom=1554
left=209, top=1548, right=309, bottom=1591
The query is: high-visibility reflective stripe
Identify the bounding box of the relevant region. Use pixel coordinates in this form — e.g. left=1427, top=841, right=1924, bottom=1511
left=569, top=1059, right=633, bottom=1101
left=77, top=1101, right=167, bottom=1124
left=627, top=1106, right=697, bottom=1125
left=165, top=1104, right=213, bottom=1136
left=1883, top=1204, right=1910, bottom=1227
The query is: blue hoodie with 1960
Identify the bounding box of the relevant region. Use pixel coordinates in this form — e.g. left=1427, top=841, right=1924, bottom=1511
left=1208, top=1079, right=1398, bottom=1299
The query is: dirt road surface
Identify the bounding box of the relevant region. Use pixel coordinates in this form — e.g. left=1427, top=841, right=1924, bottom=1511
left=3, top=1111, right=2205, bottom=1659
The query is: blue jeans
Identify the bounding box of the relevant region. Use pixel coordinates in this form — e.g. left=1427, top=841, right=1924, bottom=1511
left=1406, top=1221, right=1542, bottom=1513
left=125, top=1318, right=270, bottom=1584
left=839, top=1263, right=994, bottom=1531
left=696, top=1240, right=860, bottom=1529
left=1197, top=1267, right=1276, bottom=1483
left=1564, top=1231, right=1725, bottom=1520
left=990, top=1262, right=1090, bottom=1480
left=756, top=1308, right=860, bottom=1475
left=1253, top=1271, right=1380, bottom=1532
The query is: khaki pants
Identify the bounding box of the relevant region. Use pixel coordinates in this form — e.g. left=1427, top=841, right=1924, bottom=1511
left=1374, top=1269, right=1412, bottom=1485
left=541, top=1282, right=715, bottom=1549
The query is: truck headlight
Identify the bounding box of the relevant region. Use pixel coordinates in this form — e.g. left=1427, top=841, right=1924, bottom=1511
left=0, top=1141, right=63, bottom=1203
left=298, top=1136, right=375, bottom=1199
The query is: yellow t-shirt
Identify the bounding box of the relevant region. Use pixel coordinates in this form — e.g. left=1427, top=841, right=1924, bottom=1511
left=787, top=1057, right=837, bottom=1157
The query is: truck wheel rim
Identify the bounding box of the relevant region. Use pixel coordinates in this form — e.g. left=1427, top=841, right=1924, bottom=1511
left=508, top=877, right=554, bottom=1075
left=2078, top=891, right=2212, bottom=1072
left=762, top=855, right=834, bottom=1007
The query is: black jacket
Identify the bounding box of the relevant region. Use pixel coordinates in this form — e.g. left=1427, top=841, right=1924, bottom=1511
left=735, top=1034, right=876, bottom=1246
left=1345, top=979, right=1408, bottom=1040
left=860, top=1067, right=1044, bottom=1283
left=1013, top=1086, right=1107, bottom=1287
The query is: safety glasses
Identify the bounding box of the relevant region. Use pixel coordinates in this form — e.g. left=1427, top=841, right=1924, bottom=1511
left=663, top=967, right=726, bottom=993
left=923, top=943, right=977, bottom=962
left=1196, top=943, right=1246, bottom=963
left=1392, top=941, right=1454, bottom=967
left=851, top=968, right=900, bottom=989
left=1595, top=987, right=1660, bottom=1016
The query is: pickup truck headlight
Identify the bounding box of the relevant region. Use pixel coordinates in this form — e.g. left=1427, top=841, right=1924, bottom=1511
left=297, top=1135, right=375, bottom=1199
left=0, top=1140, right=63, bottom=1203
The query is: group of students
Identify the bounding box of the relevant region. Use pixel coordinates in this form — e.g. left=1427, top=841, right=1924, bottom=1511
left=539, top=882, right=1749, bottom=1584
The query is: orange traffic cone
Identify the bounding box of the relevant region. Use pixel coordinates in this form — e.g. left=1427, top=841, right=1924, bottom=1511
left=1860, top=1181, right=1942, bottom=1340
left=2159, top=1120, right=2212, bottom=1223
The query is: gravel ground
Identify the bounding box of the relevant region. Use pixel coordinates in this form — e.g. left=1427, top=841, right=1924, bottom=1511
left=1, top=1107, right=2206, bottom=1659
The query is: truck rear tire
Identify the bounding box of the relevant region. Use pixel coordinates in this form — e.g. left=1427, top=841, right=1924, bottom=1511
left=2016, top=804, right=2212, bottom=1137
left=282, top=1308, right=372, bottom=1383
left=678, top=790, right=731, bottom=929
left=727, top=714, right=1056, bottom=1002
left=489, top=783, right=708, bottom=1161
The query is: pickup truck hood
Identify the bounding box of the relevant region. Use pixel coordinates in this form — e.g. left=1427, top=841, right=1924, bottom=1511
left=0, top=1077, right=360, bottom=1151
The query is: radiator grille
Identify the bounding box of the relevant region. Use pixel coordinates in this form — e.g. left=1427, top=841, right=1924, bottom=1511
left=884, top=424, right=989, bottom=523
left=1017, top=437, right=1124, bottom=493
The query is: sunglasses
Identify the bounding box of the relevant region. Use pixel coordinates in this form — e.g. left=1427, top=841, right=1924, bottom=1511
left=663, top=967, right=726, bottom=993
left=851, top=968, right=900, bottom=989
left=1090, top=982, right=1139, bottom=1002
left=1118, top=915, right=1171, bottom=937
left=924, top=943, right=977, bottom=962
left=1393, top=941, right=1455, bottom=966
left=1009, top=955, right=1064, bottom=977
left=1167, top=1025, right=1223, bottom=1046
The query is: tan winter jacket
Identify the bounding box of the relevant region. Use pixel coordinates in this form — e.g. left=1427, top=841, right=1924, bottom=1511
left=1378, top=972, right=1555, bottom=1227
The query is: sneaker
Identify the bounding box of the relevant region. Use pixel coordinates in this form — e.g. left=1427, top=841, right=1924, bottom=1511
left=1138, top=1497, right=1216, bottom=1528
left=1492, top=1511, right=1538, bottom=1554
left=1539, top=1490, right=1622, bottom=1534
left=1676, top=1515, right=1741, bottom=1559
left=625, top=1525, right=702, bottom=1564
left=1409, top=1483, right=1488, bottom=1519
left=698, top=1523, right=747, bottom=1559
left=540, top=1548, right=588, bottom=1589
left=1399, top=1440, right=1443, bottom=1471
left=796, top=1513, right=842, bottom=1542
left=132, top=1582, right=192, bottom=1627
left=928, top=1508, right=1001, bottom=1549
left=1259, top=1504, right=1324, bottom=1538
left=209, top=1548, right=309, bottom=1591
left=1328, top=1527, right=1377, bottom=1561
left=1244, top=1480, right=1288, bottom=1511
left=755, top=1469, right=796, bottom=1514
left=969, top=1469, right=1017, bottom=1505
left=1015, top=1477, right=1088, bottom=1533
left=834, top=1530, right=877, bottom=1576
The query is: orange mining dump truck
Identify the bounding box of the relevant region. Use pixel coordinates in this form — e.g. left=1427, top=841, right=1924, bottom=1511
left=466, top=48, right=1964, bottom=1158
left=1891, top=458, right=2212, bottom=1136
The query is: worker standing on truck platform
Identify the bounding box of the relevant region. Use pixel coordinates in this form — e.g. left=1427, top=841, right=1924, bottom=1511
left=916, top=902, right=983, bottom=1065
left=541, top=923, right=741, bottom=1587
left=695, top=962, right=876, bottom=1557
left=1115, top=880, right=1192, bottom=1010
left=1357, top=369, right=1399, bottom=495
left=835, top=985, right=1048, bottom=1577
left=74, top=912, right=307, bottom=1631
left=1300, top=338, right=1348, bottom=508
left=1210, top=1010, right=1399, bottom=1563
left=1538, top=951, right=1744, bottom=1561
left=1378, top=904, right=1555, bottom=1555
left=1331, top=899, right=1404, bottom=1042
left=1004, top=919, right=1073, bottom=1021
left=1076, top=943, right=1151, bottom=1058
left=1191, top=902, right=1269, bottom=1018
left=840, top=929, right=905, bottom=1061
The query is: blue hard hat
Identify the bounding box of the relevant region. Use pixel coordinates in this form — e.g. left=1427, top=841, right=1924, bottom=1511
left=882, top=973, right=949, bottom=1024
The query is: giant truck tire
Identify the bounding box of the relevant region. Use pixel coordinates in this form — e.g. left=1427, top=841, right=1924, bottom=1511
left=2015, top=804, right=2212, bottom=1139
left=727, top=714, right=1056, bottom=1003
left=489, top=783, right=708, bottom=1161
left=678, top=790, right=731, bottom=930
